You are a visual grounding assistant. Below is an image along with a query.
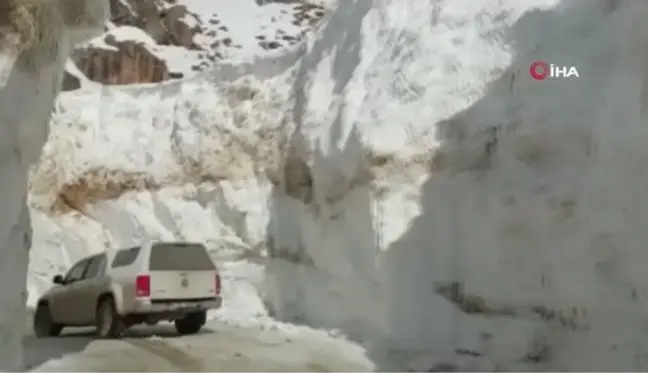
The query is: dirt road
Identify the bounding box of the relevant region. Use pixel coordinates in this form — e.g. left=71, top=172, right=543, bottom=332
left=24, top=320, right=374, bottom=372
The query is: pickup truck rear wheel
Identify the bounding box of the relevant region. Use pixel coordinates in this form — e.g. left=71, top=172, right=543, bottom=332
left=174, top=311, right=206, bottom=335
left=33, top=303, right=63, bottom=337
left=96, top=296, right=125, bottom=339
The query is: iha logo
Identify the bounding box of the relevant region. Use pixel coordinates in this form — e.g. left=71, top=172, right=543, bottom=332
left=529, top=60, right=579, bottom=80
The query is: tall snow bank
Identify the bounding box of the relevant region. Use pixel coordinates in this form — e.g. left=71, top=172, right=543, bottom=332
left=0, top=20, right=68, bottom=368
left=0, top=0, right=107, bottom=369
left=264, top=0, right=648, bottom=370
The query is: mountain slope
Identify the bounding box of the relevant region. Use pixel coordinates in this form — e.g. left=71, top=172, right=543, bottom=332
left=64, top=0, right=326, bottom=88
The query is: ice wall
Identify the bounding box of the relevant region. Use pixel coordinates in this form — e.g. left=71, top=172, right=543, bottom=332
left=0, top=1, right=107, bottom=369
left=265, top=0, right=648, bottom=370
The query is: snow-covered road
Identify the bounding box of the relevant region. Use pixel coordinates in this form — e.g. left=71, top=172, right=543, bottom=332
left=26, top=321, right=374, bottom=371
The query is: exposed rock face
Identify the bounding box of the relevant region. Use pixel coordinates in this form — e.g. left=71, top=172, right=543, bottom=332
left=62, top=70, right=81, bottom=90
left=159, top=5, right=202, bottom=49
left=62, top=0, right=329, bottom=90
left=70, top=35, right=171, bottom=85
left=62, top=0, right=198, bottom=89
left=108, top=0, right=201, bottom=49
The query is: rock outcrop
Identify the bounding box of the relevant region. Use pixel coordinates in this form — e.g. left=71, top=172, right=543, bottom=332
left=108, top=0, right=202, bottom=50
left=63, top=0, right=198, bottom=88
left=61, top=0, right=328, bottom=90
left=62, top=70, right=81, bottom=90
left=70, top=34, right=173, bottom=85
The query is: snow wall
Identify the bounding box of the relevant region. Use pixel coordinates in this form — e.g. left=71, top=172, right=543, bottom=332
left=265, top=0, right=648, bottom=370
left=0, top=0, right=108, bottom=370
left=24, top=0, right=648, bottom=371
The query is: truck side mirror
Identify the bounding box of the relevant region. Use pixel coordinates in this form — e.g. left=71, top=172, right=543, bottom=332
left=52, top=274, right=64, bottom=285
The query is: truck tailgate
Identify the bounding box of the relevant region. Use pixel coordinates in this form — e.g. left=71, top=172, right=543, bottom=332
left=149, top=270, right=216, bottom=300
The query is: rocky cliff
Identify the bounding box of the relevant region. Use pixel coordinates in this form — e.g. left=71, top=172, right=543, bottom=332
left=62, top=0, right=325, bottom=89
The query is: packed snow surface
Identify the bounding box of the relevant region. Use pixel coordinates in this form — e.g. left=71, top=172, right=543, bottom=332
left=23, top=0, right=648, bottom=370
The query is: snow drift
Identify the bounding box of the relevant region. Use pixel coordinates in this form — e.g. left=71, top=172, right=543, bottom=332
left=24, top=0, right=648, bottom=370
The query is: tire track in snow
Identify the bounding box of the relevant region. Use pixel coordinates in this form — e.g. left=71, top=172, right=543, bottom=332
left=31, top=322, right=376, bottom=372
left=126, top=338, right=204, bottom=371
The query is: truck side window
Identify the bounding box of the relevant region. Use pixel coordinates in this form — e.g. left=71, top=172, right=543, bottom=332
left=84, top=255, right=107, bottom=279
left=64, top=259, right=90, bottom=283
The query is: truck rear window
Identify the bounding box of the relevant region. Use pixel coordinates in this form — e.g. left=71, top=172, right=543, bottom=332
left=148, top=242, right=216, bottom=271
left=112, top=246, right=141, bottom=268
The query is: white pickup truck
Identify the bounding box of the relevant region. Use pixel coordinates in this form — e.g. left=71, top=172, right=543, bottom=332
left=33, top=242, right=222, bottom=338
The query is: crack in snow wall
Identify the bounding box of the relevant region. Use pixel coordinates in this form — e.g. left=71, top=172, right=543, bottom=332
left=263, top=0, right=648, bottom=370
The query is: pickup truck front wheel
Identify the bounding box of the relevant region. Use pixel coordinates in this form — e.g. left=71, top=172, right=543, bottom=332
left=33, top=303, right=63, bottom=337
left=96, top=296, right=125, bottom=339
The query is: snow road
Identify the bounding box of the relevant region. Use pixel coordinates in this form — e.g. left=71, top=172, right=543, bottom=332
left=25, top=321, right=374, bottom=371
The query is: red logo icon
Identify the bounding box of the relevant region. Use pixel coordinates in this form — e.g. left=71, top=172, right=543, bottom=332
left=529, top=60, right=550, bottom=80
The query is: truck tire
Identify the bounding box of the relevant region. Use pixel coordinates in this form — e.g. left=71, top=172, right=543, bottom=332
left=33, top=303, right=63, bottom=337
left=96, top=296, right=125, bottom=338
left=174, top=311, right=206, bottom=335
